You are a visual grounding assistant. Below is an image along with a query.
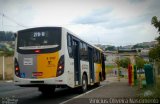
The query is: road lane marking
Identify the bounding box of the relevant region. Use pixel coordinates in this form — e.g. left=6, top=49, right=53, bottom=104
left=60, top=85, right=105, bottom=104
left=5, top=80, right=13, bottom=83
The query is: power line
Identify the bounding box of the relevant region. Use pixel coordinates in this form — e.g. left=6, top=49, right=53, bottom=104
left=0, top=12, right=27, bottom=28
left=4, top=24, right=24, bottom=27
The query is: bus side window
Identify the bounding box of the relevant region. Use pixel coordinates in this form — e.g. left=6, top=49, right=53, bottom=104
left=80, top=42, right=88, bottom=61
left=94, top=49, right=97, bottom=63
left=67, top=34, right=73, bottom=58
left=98, top=51, right=101, bottom=63
left=80, top=42, right=83, bottom=60
left=94, top=50, right=101, bottom=63
left=83, top=43, right=88, bottom=61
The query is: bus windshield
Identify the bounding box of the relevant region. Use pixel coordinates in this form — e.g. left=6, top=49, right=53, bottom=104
left=17, top=29, right=61, bottom=50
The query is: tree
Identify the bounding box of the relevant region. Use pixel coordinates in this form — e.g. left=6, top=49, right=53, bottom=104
left=149, top=16, right=160, bottom=62
left=149, top=46, right=160, bottom=62
left=135, top=56, right=145, bottom=69
left=105, top=46, right=116, bottom=51
left=0, top=31, right=14, bottom=41
left=151, top=16, right=160, bottom=33
left=118, top=58, right=131, bottom=68
left=151, top=16, right=160, bottom=43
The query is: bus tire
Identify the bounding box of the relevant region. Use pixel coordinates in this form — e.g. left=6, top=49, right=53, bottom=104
left=80, top=74, right=88, bottom=93
left=95, top=82, right=100, bottom=87
left=39, top=86, right=55, bottom=96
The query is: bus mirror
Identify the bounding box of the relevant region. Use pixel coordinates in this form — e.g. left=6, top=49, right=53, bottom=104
left=104, top=57, right=106, bottom=61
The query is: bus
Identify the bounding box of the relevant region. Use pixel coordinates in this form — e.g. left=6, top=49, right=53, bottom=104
left=14, top=27, right=106, bottom=95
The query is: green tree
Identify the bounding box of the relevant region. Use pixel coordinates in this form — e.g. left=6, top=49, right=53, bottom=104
left=149, top=45, right=160, bottom=61
left=135, top=56, right=145, bottom=69
left=151, top=16, right=160, bottom=43
left=119, top=58, right=131, bottom=68
left=149, top=16, right=160, bottom=62
left=105, top=46, right=116, bottom=51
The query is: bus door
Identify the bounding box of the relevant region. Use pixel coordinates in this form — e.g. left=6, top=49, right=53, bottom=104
left=101, top=53, right=106, bottom=80
left=72, top=39, right=81, bottom=86
left=88, top=47, right=94, bottom=83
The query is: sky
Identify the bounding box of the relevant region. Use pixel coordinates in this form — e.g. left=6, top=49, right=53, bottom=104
left=0, top=0, right=160, bottom=46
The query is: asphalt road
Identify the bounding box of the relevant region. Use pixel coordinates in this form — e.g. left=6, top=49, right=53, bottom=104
left=0, top=81, right=101, bottom=104
left=0, top=76, right=136, bottom=104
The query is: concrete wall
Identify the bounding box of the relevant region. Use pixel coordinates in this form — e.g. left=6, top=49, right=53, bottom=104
left=0, top=57, right=13, bottom=80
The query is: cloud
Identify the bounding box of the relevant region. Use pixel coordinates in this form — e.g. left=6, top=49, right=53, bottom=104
left=73, top=0, right=160, bottom=30
left=0, top=0, right=36, bottom=31
left=70, top=0, right=160, bottom=46
left=128, top=0, right=146, bottom=4
left=73, top=8, right=112, bottom=24
left=1, top=0, right=160, bottom=46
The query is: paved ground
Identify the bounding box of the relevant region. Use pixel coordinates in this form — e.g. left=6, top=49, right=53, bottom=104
left=64, top=77, right=137, bottom=104
left=0, top=77, right=137, bottom=104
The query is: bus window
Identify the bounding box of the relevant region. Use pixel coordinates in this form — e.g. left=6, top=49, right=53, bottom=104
left=80, top=42, right=83, bottom=60
left=80, top=43, right=88, bottom=61
left=67, top=34, right=73, bottom=58
left=17, top=28, right=61, bottom=54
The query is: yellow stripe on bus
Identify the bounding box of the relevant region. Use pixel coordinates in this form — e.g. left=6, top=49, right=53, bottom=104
left=95, top=63, right=102, bottom=82
left=37, top=52, right=59, bottom=79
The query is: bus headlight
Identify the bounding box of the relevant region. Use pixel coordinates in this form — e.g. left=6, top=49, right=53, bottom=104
left=56, top=55, right=64, bottom=77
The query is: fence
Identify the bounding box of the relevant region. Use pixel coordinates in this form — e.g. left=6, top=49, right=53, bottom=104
left=0, top=56, right=13, bottom=80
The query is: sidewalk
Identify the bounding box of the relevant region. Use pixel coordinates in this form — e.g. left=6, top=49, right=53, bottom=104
left=64, top=77, right=137, bottom=104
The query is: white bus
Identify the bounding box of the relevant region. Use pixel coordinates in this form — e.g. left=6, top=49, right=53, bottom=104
left=14, top=27, right=106, bottom=95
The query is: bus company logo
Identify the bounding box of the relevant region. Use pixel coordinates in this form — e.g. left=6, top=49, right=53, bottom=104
left=48, top=61, right=52, bottom=65
left=46, top=57, right=56, bottom=67
left=46, top=57, right=56, bottom=60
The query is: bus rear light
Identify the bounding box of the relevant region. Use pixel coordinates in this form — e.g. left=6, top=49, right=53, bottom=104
left=15, top=67, right=19, bottom=71
left=56, top=55, right=64, bottom=77
left=14, top=58, right=20, bottom=77
left=35, top=50, right=40, bottom=53
left=58, top=65, right=63, bottom=69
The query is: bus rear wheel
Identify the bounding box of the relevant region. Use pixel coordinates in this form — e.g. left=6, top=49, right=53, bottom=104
left=79, top=74, right=88, bottom=93
left=39, top=86, right=55, bottom=96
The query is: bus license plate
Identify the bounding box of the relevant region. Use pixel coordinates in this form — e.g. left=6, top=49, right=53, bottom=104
left=32, top=72, right=43, bottom=76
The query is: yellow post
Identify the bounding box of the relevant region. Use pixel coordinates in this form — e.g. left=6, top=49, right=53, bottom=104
left=131, top=64, right=134, bottom=86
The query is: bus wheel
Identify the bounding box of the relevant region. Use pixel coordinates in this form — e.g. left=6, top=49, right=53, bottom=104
left=80, top=74, right=88, bottom=93
left=95, top=82, right=100, bottom=87
left=39, top=86, right=55, bottom=96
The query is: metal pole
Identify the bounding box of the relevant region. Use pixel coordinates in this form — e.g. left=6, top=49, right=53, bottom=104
left=2, top=56, right=5, bottom=80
